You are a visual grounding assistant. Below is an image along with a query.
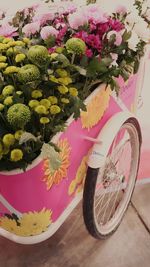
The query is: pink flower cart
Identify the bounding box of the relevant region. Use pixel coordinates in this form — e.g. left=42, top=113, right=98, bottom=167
left=0, top=45, right=149, bottom=245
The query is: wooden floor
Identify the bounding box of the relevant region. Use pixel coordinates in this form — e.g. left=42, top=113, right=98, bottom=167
left=0, top=184, right=150, bottom=267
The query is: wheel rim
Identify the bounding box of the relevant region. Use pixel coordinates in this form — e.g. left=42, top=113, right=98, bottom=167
left=93, top=122, right=139, bottom=235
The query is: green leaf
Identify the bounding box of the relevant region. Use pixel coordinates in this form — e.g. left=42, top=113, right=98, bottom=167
left=87, top=57, right=108, bottom=77
left=101, top=57, right=113, bottom=67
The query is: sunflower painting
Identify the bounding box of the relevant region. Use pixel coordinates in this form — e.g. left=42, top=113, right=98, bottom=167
left=0, top=208, right=52, bottom=237
left=68, top=151, right=90, bottom=196
left=81, top=86, right=111, bottom=130
left=43, top=138, right=71, bottom=190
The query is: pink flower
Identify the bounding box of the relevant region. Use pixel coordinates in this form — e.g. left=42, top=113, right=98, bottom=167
left=115, top=5, right=127, bottom=15
left=85, top=4, right=108, bottom=24
left=86, top=34, right=102, bottom=51
left=86, top=49, right=93, bottom=58
left=33, top=12, right=54, bottom=26
left=110, top=53, right=118, bottom=66
left=109, top=18, right=124, bottom=32
left=68, top=11, right=88, bottom=30
left=41, top=26, right=59, bottom=40
left=22, top=22, right=40, bottom=37
left=56, top=2, right=77, bottom=15
left=74, top=31, right=88, bottom=42
left=57, top=26, right=68, bottom=42
left=107, top=30, right=122, bottom=46
left=0, top=23, right=18, bottom=37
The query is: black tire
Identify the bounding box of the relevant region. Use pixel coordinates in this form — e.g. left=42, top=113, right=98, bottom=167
left=83, top=118, right=141, bottom=239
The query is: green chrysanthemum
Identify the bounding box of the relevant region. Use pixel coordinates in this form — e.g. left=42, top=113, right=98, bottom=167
left=17, top=64, right=40, bottom=84
left=27, top=45, right=49, bottom=67
left=7, top=103, right=31, bottom=129
left=66, top=38, right=86, bottom=55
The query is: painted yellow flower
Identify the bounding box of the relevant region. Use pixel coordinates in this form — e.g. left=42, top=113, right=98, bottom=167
left=0, top=217, right=18, bottom=233
left=18, top=208, right=52, bottom=236
left=0, top=208, right=52, bottom=237
left=81, top=86, right=111, bottom=130
left=43, top=139, right=71, bottom=190
left=68, top=151, right=90, bottom=196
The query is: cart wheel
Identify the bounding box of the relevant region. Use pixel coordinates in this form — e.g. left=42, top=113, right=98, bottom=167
left=83, top=118, right=141, bottom=239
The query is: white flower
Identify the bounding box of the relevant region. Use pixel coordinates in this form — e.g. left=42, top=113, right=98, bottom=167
left=125, top=8, right=141, bottom=27
left=128, top=31, right=140, bottom=51
left=19, top=132, right=37, bottom=145
left=110, top=53, right=118, bottom=67
left=134, top=20, right=150, bottom=42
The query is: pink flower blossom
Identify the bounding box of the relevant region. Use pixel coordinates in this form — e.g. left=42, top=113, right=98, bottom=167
left=115, top=5, right=127, bottom=15
left=85, top=4, right=108, bottom=24
left=109, top=18, right=124, bottom=32
left=107, top=30, right=122, bottom=46
left=33, top=12, right=54, bottom=26
left=0, top=23, right=18, bottom=37
left=22, top=22, right=40, bottom=37
left=86, top=34, right=102, bottom=51
left=41, top=26, right=59, bottom=40
left=57, top=25, right=68, bottom=42
left=74, top=31, right=88, bottom=42
left=55, top=2, right=77, bottom=15
left=86, top=48, right=93, bottom=58
left=68, top=11, right=88, bottom=30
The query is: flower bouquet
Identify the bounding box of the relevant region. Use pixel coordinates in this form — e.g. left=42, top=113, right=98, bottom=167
left=0, top=0, right=149, bottom=241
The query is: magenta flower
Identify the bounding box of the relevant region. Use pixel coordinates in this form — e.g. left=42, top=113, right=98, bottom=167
left=0, top=23, right=18, bottom=37
left=86, top=34, right=102, bottom=52
left=22, top=22, right=40, bottom=37
left=40, top=26, right=59, bottom=40
left=57, top=26, right=68, bottom=42
left=68, top=11, right=88, bottom=30
left=107, top=30, right=122, bottom=46
left=86, top=49, right=93, bottom=58
left=109, top=18, right=124, bottom=32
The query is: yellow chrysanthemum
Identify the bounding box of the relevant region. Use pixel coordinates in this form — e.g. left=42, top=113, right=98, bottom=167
left=4, top=96, right=13, bottom=105
left=61, top=98, right=70, bottom=104
left=17, top=208, right=52, bottom=236
left=3, top=133, right=15, bottom=146
left=10, top=149, right=23, bottom=162
left=0, top=208, right=52, bottom=237
left=28, top=100, right=39, bottom=109
left=31, top=90, right=42, bottom=99
left=15, top=130, right=24, bottom=140
left=0, top=103, right=4, bottom=111
left=58, top=77, right=72, bottom=85
left=58, top=85, right=68, bottom=94
left=0, top=56, right=7, bottom=62
left=0, top=63, right=8, bottom=69
left=15, top=53, right=26, bottom=63
left=35, top=105, right=47, bottom=115
left=40, top=99, right=51, bottom=109
left=50, top=105, right=61, bottom=115
left=2, top=85, right=14, bottom=96
left=43, top=139, right=71, bottom=190
left=56, top=69, right=68, bottom=78
left=4, top=66, right=20, bottom=75
left=81, top=86, right=111, bottom=130
left=69, top=87, right=78, bottom=97
left=0, top=217, right=18, bottom=233
left=40, top=117, right=50, bottom=124
left=48, top=96, right=58, bottom=104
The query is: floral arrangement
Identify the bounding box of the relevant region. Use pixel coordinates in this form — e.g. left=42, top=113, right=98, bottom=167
left=0, top=0, right=149, bottom=171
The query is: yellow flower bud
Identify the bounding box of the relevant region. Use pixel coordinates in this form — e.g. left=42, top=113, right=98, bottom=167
left=35, top=105, right=47, bottom=114
left=4, top=66, right=20, bottom=75
left=0, top=56, right=7, bottom=62
left=69, top=87, right=78, bottom=97
left=31, top=90, right=42, bottom=99
left=40, top=117, right=50, bottom=124
left=40, top=99, right=51, bottom=109
left=3, top=134, right=15, bottom=146
left=58, top=85, right=68, bottom=94
left=14, top=130, right=24, bottom=140
left=58, top=77, right=72, bottom=85
left=0, top=103, right=4, bottom=111
left=61, top=98, right=70, bottom=104
left=15, top=53, right=26, bottom=63
left=28, top=100, right=39, bottom=109
left=10, top=149, right=23, bottom=162
left=2, top=85, right=14, bottom=96
left=4, top=96, right=13, bottom=106
left=50, top=105, right=61, bottom=115
left=56, top=69, right=68, bottom=78
left=48, top=96, right=58, bottom=104
left=0, top=63, right=8, bottom=69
